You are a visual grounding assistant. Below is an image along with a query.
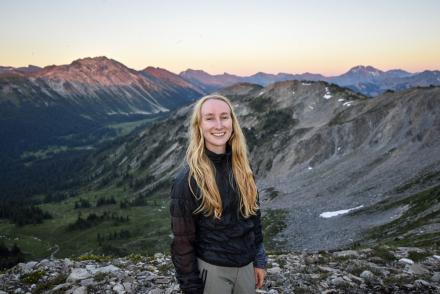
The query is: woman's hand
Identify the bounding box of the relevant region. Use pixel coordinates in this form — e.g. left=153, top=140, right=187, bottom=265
left=254, top=267, right=266, bottom=289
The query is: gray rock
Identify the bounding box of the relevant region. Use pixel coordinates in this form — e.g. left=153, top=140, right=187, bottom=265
left=267, top=266, right=281, bottom=275
left=38, top=259, right=52, bottom=267
left=50, top=283, right=71, bottom=292
left=414, top=279, right=431, bottom=288
left=123, top=282, right=134, bottom=293
left=331, top=276, right=346, bottom=286
left=72, top=286, right=87, bottom=294
left=21, top=261, right=38, bottom=273
left=113, top=283, right=125, bottom=294
left=85, top=264, right=96, bottom=271
left=360, top=270, right=375, bottom=280
left=432, top=272, right=440, bottom=282
left=67, top=268, right=92, bottom=282
left=399, top=258, right=414, bottom=265
left=333, top=250, right=360, bottom=258
left=91, top=264, right=120, bottom=274
left=80, top=278, right=95, bottom=286
left=148, top=289, right=164, bottom=294
left=407, top=263, right=429, bottom=276
left=64, top=258, right=74, bottom=266
left=155, top=276, right=172, bottom=284
left=317, top=266, right=339, bottom=273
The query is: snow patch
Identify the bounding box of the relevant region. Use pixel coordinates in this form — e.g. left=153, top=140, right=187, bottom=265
left=320, top=205, right=364, bottom=218
left=308, top=105, right=314, bottom=110
left=338, top=99, right=345, bottom=102
left=258, top=91, right=264, bottom=96
left=302, top=82, right=311, bottom=86
left=343, top=101, right=353, bottom=107
left=323, top=87, right=332, bottom=99
left=308, top=166, right=313, bottom=170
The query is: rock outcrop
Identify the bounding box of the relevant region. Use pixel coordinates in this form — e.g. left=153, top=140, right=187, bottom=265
left=1, top=247, right=439, bottom=293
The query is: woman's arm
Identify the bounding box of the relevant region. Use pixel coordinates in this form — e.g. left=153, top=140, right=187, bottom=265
left=253, top=192, right=267, bottom=266
left=253, top=192, right=267, bottom=288
left=170, top=174, right=204, bottom=293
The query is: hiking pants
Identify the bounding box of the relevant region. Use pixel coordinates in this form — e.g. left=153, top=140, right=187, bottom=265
left=197, top=258, right=256, bottom=294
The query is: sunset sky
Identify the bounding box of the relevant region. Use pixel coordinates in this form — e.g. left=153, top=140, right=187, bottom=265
left=1, top=0, right=439, bottom=76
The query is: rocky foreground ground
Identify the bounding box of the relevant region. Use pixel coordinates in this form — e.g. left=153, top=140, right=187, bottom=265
left=1, top=247, right=440, bottom=294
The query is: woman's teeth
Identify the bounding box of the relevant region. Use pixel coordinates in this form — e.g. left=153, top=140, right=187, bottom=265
left=212, top=132, right=225, bottom=137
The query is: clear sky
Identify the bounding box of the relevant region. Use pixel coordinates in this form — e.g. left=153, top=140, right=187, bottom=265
left=1, top=0, right=439, bottom=76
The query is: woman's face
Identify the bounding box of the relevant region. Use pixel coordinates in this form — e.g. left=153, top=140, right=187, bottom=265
left=200, top=99, right=233, bottom=154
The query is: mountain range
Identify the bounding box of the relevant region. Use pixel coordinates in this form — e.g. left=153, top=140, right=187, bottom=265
left=180, top=65, right=440, bottom=97
left=0, top=56, right=439, bottom=258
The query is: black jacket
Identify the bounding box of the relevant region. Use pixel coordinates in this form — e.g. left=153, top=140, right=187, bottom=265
left=170, top=146, right=265, bottom=293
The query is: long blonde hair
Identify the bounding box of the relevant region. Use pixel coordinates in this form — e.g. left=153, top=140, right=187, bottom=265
left=186, top=94, right=258, bottom=219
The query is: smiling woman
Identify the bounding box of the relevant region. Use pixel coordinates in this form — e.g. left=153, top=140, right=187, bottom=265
left=170, top=94, right=267, bottom=293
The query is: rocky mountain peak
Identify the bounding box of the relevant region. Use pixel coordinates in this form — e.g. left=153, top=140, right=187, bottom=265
left=35, top=56, right=141, bottom=86
left=142, top=66, right=203, bottom=90
left=346, top=65, right=383, bottom=77
left=179, top=68, right=209, bottom=78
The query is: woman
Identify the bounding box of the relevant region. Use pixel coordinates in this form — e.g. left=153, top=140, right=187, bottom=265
left=170, top=94, right=267, bottom=294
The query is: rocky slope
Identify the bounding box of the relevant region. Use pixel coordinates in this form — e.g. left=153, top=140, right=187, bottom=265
left=82, top=81, right=440, bottom=252
left=1, top=247, right=439, bottom=293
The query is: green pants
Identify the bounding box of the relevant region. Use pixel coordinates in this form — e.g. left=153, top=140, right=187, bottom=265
left=197, top=258, right=256, bottom=294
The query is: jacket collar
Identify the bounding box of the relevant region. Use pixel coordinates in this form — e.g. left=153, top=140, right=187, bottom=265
left=205, top=144, right=232, bottom=164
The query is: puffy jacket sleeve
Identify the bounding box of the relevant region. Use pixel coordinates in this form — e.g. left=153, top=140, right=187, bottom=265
left=170, top=169, right=204, bottom=294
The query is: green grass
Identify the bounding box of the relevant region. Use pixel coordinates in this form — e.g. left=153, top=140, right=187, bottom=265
left=107, top=117, right=156, bottom=137
left=20, top=269, right=46, bottom=284
left=372, top=246, right=396, bottom=262
left=363, top=185, right=440, bottom=248
left=262, top=209, right=288, bottom=251
left=0, top=185, right=172, bottom=260
left=408, top=250, right=431, bottom=262
left=21, top=145, right=70, bottom=160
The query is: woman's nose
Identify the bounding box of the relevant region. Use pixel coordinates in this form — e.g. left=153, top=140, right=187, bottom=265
left=215, top=119, right=223, bottom=128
